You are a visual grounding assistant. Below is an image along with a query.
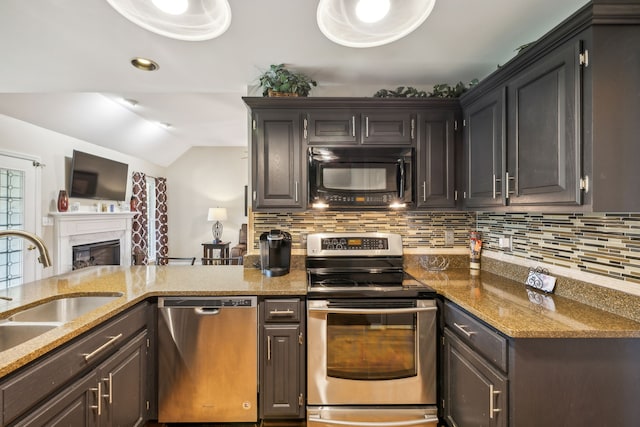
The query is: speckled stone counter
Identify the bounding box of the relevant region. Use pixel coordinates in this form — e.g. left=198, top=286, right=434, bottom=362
left=0, top=265, right=307, bottom=378
left=405, top=266, right=640, bottom=339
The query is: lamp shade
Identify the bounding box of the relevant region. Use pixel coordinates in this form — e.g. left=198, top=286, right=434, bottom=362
left=207, top=207, right=228, bottom=221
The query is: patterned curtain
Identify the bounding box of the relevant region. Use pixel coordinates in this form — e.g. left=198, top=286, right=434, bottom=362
left=131, top=172, right=148, bottom=265
left=155, top=177, right=168, bottom=262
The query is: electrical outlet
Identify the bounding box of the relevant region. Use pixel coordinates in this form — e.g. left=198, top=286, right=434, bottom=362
left=444, top=230, right=454, bottom=245
left=499, top=236, right=512, bottom=251
left=42, top=216, right=54, bottom=226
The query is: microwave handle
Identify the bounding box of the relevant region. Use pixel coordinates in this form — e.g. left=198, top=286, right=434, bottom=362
left=397, top=159, right=405, bottom=199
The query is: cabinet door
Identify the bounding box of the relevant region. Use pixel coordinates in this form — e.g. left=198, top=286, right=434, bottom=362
left=506, top=40, right=582, bottom=206
left=307, top=110, right=358, bottom=145
left=361, top=111, right=415, bottom=145
left=261, top=324, right=303, bottom=418
left=252, top=109, right=304, bottom=210
left=416, top=111, right=456, bottom=208
left=443, top=328, right=507, bottom=427
left=463, top=88, right=506, bottom=208
left=15, top=372, right=99, bottom=427
left=98, top=330, right=148, bottom=427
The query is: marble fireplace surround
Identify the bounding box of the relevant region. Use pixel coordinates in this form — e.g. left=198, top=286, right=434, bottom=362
left=50, top=212, right=135, bottom=275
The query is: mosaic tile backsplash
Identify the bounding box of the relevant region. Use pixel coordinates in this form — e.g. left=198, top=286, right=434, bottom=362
left=251, top=211, right=640, bottom=289
left=251, top=211, right=475, bottom=251
left=476, top=213, right=640, bottom=285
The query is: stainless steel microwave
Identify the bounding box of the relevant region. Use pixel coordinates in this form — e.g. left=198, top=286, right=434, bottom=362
left=308, top=146, right=413, bottom=209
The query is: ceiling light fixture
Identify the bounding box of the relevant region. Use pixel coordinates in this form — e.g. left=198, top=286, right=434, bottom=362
left=131, top=57, right=159, bottom=71
left=152, top=0, right=188, bottom=15
left=317, top=0, right=437, bottom=48
left=355, top=0, right=390, bottom=23
left=105, top=0, right=232, bottom=41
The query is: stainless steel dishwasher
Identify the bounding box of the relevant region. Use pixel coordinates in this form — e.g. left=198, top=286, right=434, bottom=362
left=157, top=296, right=257, bottom=423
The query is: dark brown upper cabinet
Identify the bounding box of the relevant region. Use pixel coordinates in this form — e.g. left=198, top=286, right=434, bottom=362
left=460, top=1, right=640, bottom=212
left=416, top=110, right=458, bottom=209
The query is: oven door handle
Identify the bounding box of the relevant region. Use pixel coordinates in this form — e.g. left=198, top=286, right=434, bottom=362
left=308, top=414, right=438, bottom=427
left=308, top=306, right=437, bottom=315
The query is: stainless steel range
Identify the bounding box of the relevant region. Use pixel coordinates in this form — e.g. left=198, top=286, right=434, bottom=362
left=306, top=232, right=439, bottom=427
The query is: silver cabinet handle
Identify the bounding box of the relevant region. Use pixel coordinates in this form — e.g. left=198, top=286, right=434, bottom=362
left=269, top=309, right=295, bottom=315
left=505, top=171, right=515, bottom=199
left=103, top=373, right=113, bottom=404
left=493, top=174, right=502, bottom=199
left=489, top=384, right=502, bottom=419
left=308, top=414, right=438, bottom=427
left=423, top=181, right=427, bottom=202
left=267, top=335, right=272, bottom=361
left=453, top=322, right=476, bottom=338
left=83, top=333, right=123, bottom=361
left=365, top=116, right=370, bottom=138
left=295, top=181, right=299, bottom=203
left=410, top=118, right=415, bottom=140
left=90, top=382, right=102, bottom=415
left=352, top=116, right=356, bottom=137
left=303, top=117, right=308, bottom=140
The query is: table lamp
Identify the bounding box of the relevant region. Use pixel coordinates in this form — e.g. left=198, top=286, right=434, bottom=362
left=207, top=207, right=228, bottom=243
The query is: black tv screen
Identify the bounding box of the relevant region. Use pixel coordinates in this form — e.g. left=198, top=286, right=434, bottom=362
left=69, top=150, right=128, bottom=201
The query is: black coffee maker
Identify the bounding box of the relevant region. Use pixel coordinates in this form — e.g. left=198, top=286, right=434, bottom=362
left=259, top=230, right=292, bottom=277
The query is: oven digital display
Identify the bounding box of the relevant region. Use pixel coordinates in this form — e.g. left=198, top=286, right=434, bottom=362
left=321, top=237, right=388, bottom=250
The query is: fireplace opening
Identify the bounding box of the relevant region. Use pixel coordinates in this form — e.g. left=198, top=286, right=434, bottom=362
left=72, top=240, right=121, bottom=270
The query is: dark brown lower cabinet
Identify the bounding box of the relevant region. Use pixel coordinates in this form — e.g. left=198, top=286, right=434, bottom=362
left=0, top=302, right=153, bottom=427
left=443, top=328, right=507, bottom=427
left=442, top=300, right=640, bottom=427
left=259, top=298, right=305, bottom=420
left=16, top=331, right=148, bottom=427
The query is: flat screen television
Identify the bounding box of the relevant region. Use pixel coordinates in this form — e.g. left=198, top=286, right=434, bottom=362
left=69, top=150, right=129, bottom=201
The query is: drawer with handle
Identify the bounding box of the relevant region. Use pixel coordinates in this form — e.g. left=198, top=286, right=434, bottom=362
left=444, top=301, right=508, bottom=372
left=263, top=298, right=302, bottom=322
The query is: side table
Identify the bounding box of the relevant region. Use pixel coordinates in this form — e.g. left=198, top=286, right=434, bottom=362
left=201, top=242, right=231, bottom=265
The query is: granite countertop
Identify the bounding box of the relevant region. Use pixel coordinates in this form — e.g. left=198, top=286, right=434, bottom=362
left=0, top=265, right=307, bottom=378
left=405, top=266, right=640, bottom=339
left=2, top=263, right=640, bottom=378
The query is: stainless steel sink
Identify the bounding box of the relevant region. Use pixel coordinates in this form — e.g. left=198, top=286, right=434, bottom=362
left=7, top=294, right=123, bottom=323
left=0, top=293, right=123, bottom=352
left=0, top=322, right=60, bottom=352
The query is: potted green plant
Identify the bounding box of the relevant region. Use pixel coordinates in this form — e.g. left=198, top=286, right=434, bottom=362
left=258, top=64, right=317, bottom=97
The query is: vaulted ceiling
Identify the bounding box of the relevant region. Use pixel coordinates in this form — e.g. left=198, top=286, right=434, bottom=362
left=0, top=0, right=588, bottom=166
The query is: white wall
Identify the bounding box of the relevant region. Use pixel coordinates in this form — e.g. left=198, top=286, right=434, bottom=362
left=165, top=146, right=248, bottom=258
left=0, top=114, right=166, bottom=275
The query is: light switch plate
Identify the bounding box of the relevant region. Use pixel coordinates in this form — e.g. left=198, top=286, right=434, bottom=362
left=42, top=216, right=53, bottom=226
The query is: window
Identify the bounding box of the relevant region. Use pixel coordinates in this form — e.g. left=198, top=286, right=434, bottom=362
left=0, top=167, right=25, bottom=289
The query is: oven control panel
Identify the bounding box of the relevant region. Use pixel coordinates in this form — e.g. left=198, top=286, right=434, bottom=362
left=321, top=237, right=388, bottom=251
left=307, top=233, right=403, bottom=256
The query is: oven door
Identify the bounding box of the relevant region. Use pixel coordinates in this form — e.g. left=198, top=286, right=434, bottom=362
left=307, top=299, right=437, bottom=406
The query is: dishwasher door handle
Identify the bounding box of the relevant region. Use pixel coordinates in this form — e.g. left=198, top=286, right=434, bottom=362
left=194, top=307, right=221, bottom=315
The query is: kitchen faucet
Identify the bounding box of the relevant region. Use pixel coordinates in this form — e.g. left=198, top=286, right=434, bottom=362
left=0, top=229, right=52, bottom=268
left=0, top=230, right=52, bottom=301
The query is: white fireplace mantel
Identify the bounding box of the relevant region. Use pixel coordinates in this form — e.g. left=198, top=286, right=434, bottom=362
left=50, top=212, right=135, bottom=275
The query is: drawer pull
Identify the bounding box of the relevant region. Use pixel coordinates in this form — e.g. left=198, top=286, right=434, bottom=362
left=267, top=335, right=272, bottom=361
left=489, top=384, right=502, bottom=419
left=453, top=322, right=476, bottom=338
left=83, top=333, right=123, bottom=361
left=269, top=309, right=295, bottom=316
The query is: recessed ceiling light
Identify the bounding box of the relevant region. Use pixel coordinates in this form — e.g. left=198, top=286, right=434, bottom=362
left=123, top=98, right=139, bottom=106
left=317, top=0, right=437, bottom=48
left=131, top=57, right=159, bottom=71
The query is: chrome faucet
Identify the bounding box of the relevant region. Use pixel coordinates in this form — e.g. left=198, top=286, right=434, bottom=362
left=0, top=230, right=52, bottom=268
